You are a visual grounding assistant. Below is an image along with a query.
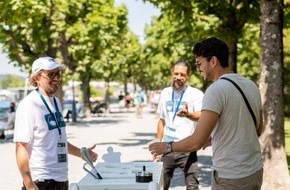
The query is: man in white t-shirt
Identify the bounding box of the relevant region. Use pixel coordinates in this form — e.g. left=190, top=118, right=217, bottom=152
left=155, top=60, right=204, bottom=190
left=149, top=37, right=264, bottom=190
left=14, top=57, right=98, bottom=190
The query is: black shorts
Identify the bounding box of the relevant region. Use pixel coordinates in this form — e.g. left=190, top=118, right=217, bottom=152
left=22, top=179, right=68, bottom=190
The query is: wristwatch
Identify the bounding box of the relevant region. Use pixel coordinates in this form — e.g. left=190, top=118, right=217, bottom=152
left=167, top=141, right=173, bottom=153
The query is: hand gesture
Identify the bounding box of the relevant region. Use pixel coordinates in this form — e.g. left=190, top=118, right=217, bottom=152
left=86, top=144, right=98, bottom=162
left=177, top=104, right=188, bottom=117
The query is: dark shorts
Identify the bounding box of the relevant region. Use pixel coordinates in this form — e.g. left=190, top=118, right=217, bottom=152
left=22, top=179, right=68, bottom=190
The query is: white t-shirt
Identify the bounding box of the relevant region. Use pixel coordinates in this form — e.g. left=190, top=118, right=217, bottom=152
left=13, top=90, right=68, bottom=181
left=202, top=73, right=263, bottom=179
left=157, top=86, right=204, bottom=142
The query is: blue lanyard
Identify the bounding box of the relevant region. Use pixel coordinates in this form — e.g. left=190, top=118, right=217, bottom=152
left=171, top=89, right=185, bottom=123
left=36, top=89, right=62, bottom=136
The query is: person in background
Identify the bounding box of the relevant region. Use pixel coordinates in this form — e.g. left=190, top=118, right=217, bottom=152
left=154, top=60, right=204, bottom=190
left=149, top=37, right=264, bottom=190
left=118, top=91, right=125, bottom=112
left=139, top=89, right=147, bottom=113
left=124, top=92, right=132, bottom=112
left=0, top=102, right=16, bottom=139
left=14, top=56, right=98, bottom=190
left=133, top=90, right=143, bottom=118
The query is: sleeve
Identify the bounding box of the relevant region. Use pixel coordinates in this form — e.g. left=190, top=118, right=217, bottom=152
left=202, top=84, right=224, bottom=115
left=192, top=89, right=204, bottom=112
left=156, top=90, right=166, bottom=119
left=13, top=100, right=35, bottom=143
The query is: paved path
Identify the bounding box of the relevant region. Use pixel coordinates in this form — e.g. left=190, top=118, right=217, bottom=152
left=0, top=104, right=212, bottom=190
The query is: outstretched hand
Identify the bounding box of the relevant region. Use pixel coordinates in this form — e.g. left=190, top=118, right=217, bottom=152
left=86, top=144, right=98, bottom=162
left=148, top=142, right=167, bottom=157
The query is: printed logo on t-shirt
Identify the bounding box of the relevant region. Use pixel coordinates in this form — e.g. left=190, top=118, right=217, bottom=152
left=166, top=101, right=173, bottom=112
left=44, top=111, right=66, bottom=130
left=166, top=101, right=186, bottom=113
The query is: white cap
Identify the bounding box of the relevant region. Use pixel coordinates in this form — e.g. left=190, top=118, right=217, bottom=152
left=31, top=56, right=65, bottom=76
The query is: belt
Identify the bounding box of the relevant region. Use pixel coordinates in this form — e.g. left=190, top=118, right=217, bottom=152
left=35, top=179, right=68, bottom=187
left=22, top=180, right=68, bottom=190
left=36, top=179, right=66, bottom=183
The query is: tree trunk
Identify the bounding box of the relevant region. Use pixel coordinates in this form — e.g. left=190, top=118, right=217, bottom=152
left=80, top=74, right=91, bottom=118
left=259, top=0, right=290, bottom=189
left=124, top=77, right=128, bottom=94
left=104, top=80, right=110, bottom=103
left=224, top=37, right=237, bottom=73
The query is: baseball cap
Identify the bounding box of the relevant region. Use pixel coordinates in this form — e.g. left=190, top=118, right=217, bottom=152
left=31, top=56, right=65, bottom=76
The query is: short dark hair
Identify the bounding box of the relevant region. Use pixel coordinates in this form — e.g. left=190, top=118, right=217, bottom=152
left=192, top=37, right=229, bottom=68
left=171, top=60, right=191, bottom=75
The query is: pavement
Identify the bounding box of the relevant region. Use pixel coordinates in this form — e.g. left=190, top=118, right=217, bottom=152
left=0, top=103, right=212, bottom=190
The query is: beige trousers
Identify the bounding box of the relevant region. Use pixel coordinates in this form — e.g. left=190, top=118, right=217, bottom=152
left=211, top=168, right=263, bottom=190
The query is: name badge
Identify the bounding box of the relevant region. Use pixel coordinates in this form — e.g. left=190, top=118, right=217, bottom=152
left=163, top=126, right=176, bottom=142
left=57, top=141, right=67, bottom=163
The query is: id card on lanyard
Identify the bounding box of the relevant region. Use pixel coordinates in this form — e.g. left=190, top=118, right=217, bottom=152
left=163, top=89, right=184, bottom=142
left=37, top=89, right=67, bottom=163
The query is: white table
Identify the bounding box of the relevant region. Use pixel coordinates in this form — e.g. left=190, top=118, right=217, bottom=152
left=69, top=162, right=164, bottom=190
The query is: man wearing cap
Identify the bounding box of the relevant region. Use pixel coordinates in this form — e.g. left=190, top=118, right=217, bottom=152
left=13, top=57, right=98, bottom=190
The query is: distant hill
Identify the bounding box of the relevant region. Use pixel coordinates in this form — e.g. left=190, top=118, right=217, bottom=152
left=0, top=74, right=25, bottom=80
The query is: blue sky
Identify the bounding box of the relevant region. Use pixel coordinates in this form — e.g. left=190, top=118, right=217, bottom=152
left=0, top=0, right=160, bottom=77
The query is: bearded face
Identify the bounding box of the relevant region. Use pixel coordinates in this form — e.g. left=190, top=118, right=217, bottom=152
left=172, top=65, right=189, bottom=91
left=35, top=69, right=62, bottom=97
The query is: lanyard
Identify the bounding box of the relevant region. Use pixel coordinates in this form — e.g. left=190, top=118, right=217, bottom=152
left=36, top=89, right=62, bottom=136
left=171, top=89, right=185, bottom=123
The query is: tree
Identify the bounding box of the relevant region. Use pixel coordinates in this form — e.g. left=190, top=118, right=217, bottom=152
left=99, top=29, right=142, bottom=95
left=0, top=74, right=25, bottom=88
left=144, top=0, right=260, bottom=73
left=260, top=0, right=290, bottom=189
left=0, top=0, right=129, bottom=118
left=62, top=0, right=128, bottom=117
left=143, top=15, right=198, bottom=90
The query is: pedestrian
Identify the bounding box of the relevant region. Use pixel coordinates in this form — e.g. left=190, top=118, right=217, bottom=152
left=118, top=91, right=125, bottom=112
left=133, top=90, right=144, bottom=118
left=124, top=92, right=132, bottom=112
left=0, top=102, right=16, bottom=139
left=154, top=60, right=204, bottom=190
left=13, top=56, right=98, bottom=190
left=149, top=37, right=264, bottom=190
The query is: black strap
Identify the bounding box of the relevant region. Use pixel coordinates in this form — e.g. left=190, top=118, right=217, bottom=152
left=220, top=77, right=257, bottom=127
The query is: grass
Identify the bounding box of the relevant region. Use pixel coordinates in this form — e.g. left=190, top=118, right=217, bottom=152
left=285, top=118, right=290, bottom=172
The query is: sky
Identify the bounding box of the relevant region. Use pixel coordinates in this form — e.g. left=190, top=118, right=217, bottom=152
left=0, top=0, right=160, bottom=77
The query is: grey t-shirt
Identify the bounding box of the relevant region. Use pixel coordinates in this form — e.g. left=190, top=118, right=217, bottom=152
left=202, top=73, right=263, bottom=179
